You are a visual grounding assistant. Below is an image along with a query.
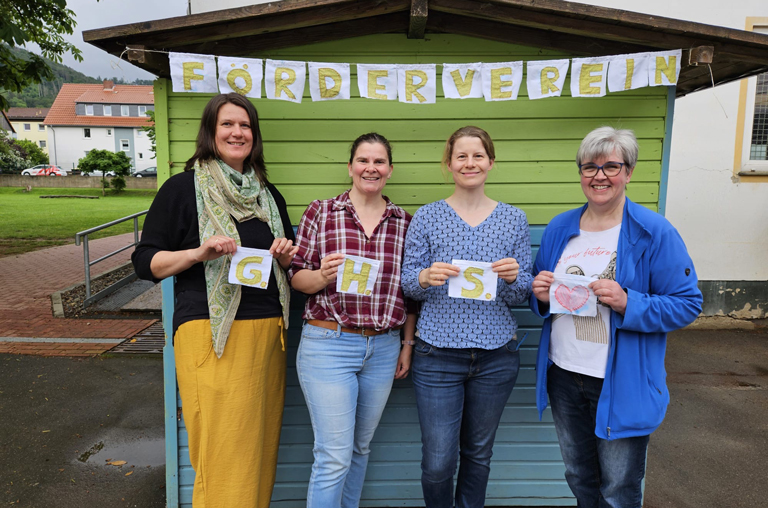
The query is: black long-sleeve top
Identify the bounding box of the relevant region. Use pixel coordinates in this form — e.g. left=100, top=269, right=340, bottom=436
left=131, top=170, right=295, bottom=334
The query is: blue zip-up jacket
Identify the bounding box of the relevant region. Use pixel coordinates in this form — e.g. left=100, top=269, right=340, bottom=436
left=530, top=198, right=702, bottom=440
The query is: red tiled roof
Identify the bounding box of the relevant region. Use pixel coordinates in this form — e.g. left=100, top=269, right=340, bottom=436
left=6, top=108, right=50, bottom=120
left=44, top=84, right=154, bottom=127
left=75, top=85, right=153, bottom=104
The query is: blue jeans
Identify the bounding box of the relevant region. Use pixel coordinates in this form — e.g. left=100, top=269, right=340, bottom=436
left=547, top=363, right=650, bottom=508
left=412, top=338, right=520, bottom=508
left=296, top=323, right=401, bottom=508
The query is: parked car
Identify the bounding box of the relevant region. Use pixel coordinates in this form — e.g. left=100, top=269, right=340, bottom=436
left=81, top=169, right=116, bottom=177
left=132, top=166, right=157, bottom=178
left=21, top=164, right=67, bottom=176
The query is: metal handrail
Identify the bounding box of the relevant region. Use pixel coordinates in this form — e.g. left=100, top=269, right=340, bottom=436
left=75, top=210, right=148, bottom=308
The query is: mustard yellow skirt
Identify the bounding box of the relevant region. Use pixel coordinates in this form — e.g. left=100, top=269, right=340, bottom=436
left=174, top=317, right=286, bottom=508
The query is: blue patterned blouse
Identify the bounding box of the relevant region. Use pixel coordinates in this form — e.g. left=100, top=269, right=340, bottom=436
left=401, top=200, right=533, bottom=349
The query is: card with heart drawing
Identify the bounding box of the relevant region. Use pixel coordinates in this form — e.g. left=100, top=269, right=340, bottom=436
left=549, top=273, right=598, bottom=317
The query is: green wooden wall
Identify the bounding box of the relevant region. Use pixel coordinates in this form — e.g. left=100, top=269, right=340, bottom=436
left=156, top=33, right=669, bottom=507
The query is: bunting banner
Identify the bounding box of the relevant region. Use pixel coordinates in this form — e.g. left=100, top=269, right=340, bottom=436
left=168, top=50, right=682, bottom=101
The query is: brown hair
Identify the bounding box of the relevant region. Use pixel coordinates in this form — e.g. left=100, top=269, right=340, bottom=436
left=441, top=126, right=495, bottom=173
left=349, top=132, right=393, bottom=165
left=184, top=93, right=266, bottom=180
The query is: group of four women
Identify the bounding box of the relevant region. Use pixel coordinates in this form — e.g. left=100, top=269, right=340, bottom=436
left=133, top=93, right=702, bottom=508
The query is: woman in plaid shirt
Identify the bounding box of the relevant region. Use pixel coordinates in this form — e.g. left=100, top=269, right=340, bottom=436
left=288, top=133, right=417, bottom=508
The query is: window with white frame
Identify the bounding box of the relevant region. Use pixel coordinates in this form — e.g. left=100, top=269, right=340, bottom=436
left=23, top=123, right=30, bottom=131
left=106, top=128, right=112, bottom=137
left=39, top=140, right=46, bottom=148
left=83, top=128, right=91, bottom=138
left=103, top=105, right=112, bottom=116
left=739, top=23, right=768, bottom=175
left=121, top=105, right=130, bottom=116
left=139, top=105, right=147, bottom=115
left=38, top=124, right=45, bottom=131
left=86, top=104, right=94, bottom=116
left=120, top=139, right=130, bottom=151
left=138, top=152, right=143, bottom=159
left=748, top=72, right=767, bottom=161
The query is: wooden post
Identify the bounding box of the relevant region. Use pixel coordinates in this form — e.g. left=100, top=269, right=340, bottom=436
left=408, top=0, right=428, bottom=39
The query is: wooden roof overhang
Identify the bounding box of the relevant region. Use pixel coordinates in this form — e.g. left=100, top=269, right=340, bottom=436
left=82, top=0, right=768, bottom=97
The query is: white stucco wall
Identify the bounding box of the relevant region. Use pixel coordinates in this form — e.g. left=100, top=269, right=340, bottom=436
left=574, top=2, right=768, bottom=281
left=47, top=126, right=115, bottom=171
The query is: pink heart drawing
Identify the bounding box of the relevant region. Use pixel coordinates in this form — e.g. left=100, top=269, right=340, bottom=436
left=554, top=284, right=590, bottom=312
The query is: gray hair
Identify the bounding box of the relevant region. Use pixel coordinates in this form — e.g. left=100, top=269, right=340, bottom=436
left=576, top=126, right=639, bottom=168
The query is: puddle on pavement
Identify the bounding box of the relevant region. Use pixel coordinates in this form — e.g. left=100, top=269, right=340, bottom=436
left=75, top=436, right=165, bottom=467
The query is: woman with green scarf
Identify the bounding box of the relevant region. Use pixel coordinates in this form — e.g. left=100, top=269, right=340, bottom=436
left=132, top=93, right=296, bottom=507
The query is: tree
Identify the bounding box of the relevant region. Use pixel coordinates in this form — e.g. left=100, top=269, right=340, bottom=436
left=78, top=150, right=132, bottom=194
left=141, top=110, right=157, bottom=159
left=0, top=129, right=32, bottom=172
left=0, top=0, right=82, bottom=111
left=14, top=139, right=49, bottom=165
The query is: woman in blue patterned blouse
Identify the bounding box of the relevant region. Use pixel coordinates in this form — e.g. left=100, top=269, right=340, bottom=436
left=402, top=126, right=533, bottom=508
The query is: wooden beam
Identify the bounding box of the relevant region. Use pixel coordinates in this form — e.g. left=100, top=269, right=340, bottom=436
left=408, top=0, right=428, bottom=39
left=430, top=0, right=768, bottom=64
left=426, top=11, right=655, bottom=56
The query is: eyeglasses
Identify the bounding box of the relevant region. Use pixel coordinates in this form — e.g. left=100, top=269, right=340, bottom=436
left=578, top=161, right=626, bottom=177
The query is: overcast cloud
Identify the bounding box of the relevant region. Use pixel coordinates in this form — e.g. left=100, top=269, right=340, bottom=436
left=54, top=0, right=188, bottom=81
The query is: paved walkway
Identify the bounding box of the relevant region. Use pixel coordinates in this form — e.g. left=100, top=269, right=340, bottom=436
left=0, top=233, right=157, bottom=355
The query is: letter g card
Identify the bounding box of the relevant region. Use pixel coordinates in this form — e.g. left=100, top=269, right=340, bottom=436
left=228, top=247, right=273, bottom=289
left=448, top=259, right=497, bottom=301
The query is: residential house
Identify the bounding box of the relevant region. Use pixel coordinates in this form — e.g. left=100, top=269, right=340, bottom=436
left=44, top=80, right=155, bottom=172
left=0, top=110, right=13, bottom=134
left=5, top=108, right=50, bottom=153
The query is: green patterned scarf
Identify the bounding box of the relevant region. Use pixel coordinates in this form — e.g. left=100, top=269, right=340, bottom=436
left=194, top=159, right=290, bottom=358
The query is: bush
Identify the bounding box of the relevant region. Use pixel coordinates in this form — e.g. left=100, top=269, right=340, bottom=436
left=14, top=139, right=49, bottom=166
left=0, top=130, right=32, bottom=173
left=78, top=150, right=132, bottom=193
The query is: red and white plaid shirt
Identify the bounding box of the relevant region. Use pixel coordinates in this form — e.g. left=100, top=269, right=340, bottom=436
left=288, top=190, right=414, bottom=330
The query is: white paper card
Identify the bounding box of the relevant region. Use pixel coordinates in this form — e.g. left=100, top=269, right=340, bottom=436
left=308, top=62, right=350, bottom=101
left=217, top=56, right=263, bottom=98
left=607, top=53, right=649, bottom=92
left=526, top=59, right=569, bottom=100
left=228, top=247, right=273, bottom=289
left=647, top=50, right=682, bottom=86
left=397, top=64, right=437, bottom=104
left=336, top=255, right=381, bottom=296
left=448, top=259, right=497, bottom=301
left=169, top=52, right=218, bottom=93
left=442, top=63, right=483, bottom=99
left=549, top=273, right=597, bottom=317
left=570, top=57, right=610, bottom=98
left=481, top=61, right=523, bottom=101
left=357, top=64, right=398, bottom=100
left=264, top=59, right=306, bottom=103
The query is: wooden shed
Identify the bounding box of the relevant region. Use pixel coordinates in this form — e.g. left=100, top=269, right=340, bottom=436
left=84, top=1, right=768, bottom=506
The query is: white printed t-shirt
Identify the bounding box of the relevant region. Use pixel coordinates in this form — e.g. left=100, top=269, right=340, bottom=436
left=549, top=224, right=620, bottom=378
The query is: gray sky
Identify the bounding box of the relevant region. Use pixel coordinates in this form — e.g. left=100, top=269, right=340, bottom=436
left=53, top=0, right=188, bottom=81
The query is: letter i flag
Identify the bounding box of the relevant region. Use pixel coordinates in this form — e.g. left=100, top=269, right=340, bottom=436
left=549, top=273, right=598, bottom=316
left=448, top=259, right=497, bottom=301
left=336, top=255, right=382, bottom=296
left=228, top=247, right=274, bottom=288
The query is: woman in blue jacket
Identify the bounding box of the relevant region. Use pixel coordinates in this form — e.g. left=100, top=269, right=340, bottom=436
left=530, top=126, right=702, bottom=508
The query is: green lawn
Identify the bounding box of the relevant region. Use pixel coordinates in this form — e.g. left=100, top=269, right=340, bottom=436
left=0, top=187, right=157, bottom=257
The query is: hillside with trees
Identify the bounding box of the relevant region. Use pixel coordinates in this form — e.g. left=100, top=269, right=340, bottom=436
left=1, top=46, right=153, bottom=108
